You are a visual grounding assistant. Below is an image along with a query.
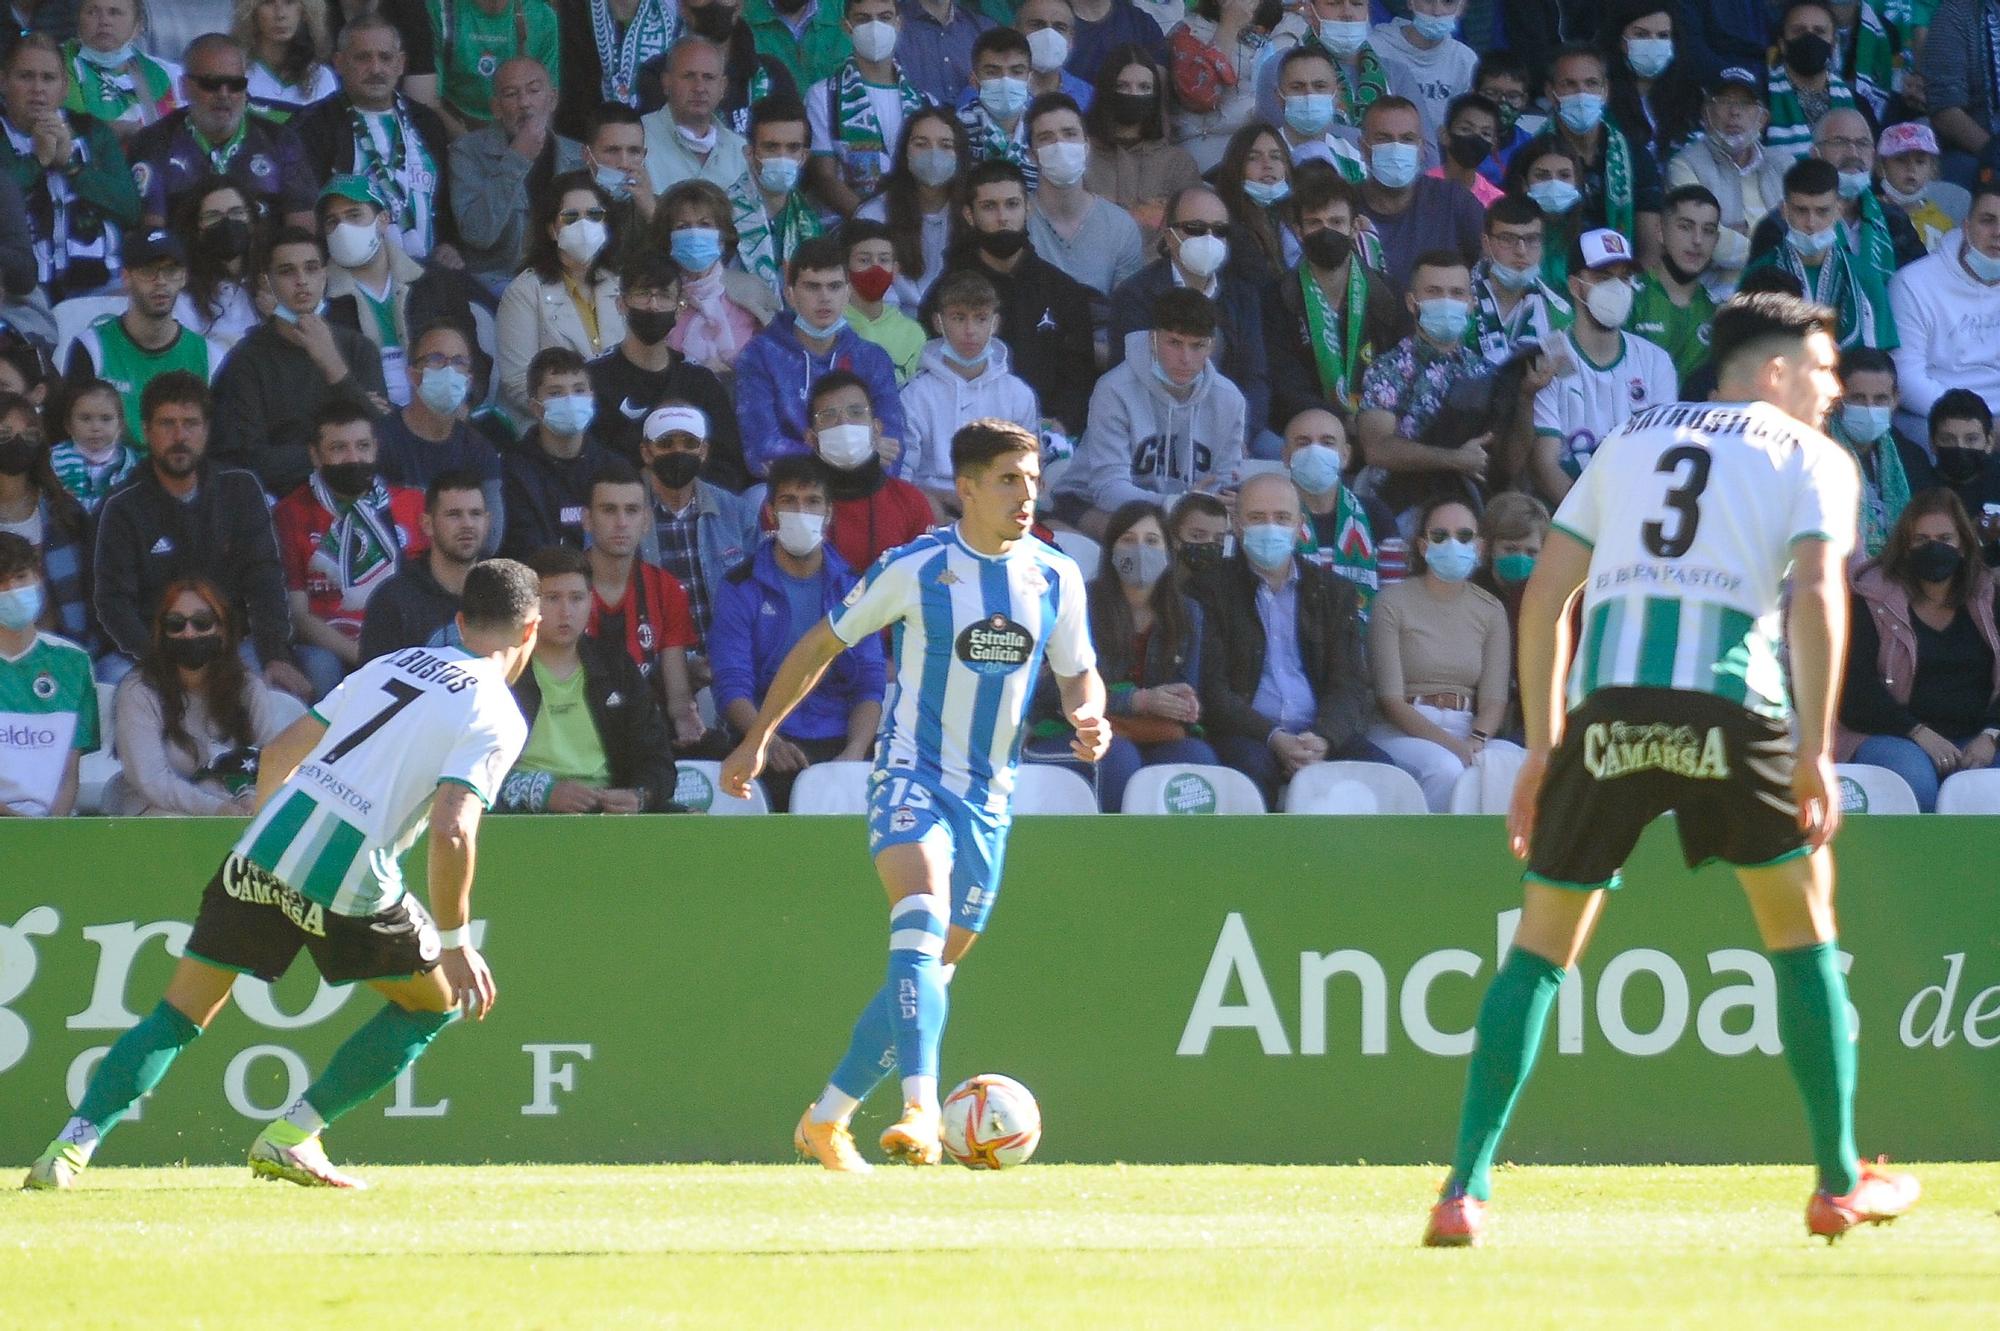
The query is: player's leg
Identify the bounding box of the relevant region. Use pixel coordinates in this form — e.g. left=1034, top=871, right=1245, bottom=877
left=811, top=927, right=977, bottom=1129
left=872, top=838, right=956, bottom=1164
left=1737, top=851, right=1918, bottom=1237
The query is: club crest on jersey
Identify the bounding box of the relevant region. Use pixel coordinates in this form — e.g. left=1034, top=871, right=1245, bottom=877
left=936, top=568, right=961, bottom=586
left=956, top=613, right=1034, bottom=675
left=30, top=672, right=56, bottom=701
left=1628, top=377, right=1647, bottom=404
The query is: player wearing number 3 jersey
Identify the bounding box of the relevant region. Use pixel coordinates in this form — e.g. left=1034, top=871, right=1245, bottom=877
left=722, top=421, right=1107, bottom=1172
left=1425, top=294, right=1919, bottom=1248
left=23, top=562, right=541, bottom=1194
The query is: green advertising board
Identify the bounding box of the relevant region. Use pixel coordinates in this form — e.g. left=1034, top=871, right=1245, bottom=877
left=1, top=816, right=1996, bottom=1167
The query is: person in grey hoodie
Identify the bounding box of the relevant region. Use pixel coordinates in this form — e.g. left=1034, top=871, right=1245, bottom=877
left=1055, top=288, right=1245, bottom=536
left=900, top=270, right=1042, bottom=514
left=1369, top=1, right=1480, bottom=148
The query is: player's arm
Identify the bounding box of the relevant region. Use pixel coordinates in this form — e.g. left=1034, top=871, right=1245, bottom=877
left=253, top=712, right=330, bottom=810
left=1506, top=529, right=1591, bottom=859
left=1786, top=535, right=1850, bottom=849
left=719, top=619, right=851, bottom=795
left=1056, top=666, right=1111, bottom=763
left=426, top=780, right=497, bottom=1019
left=286, top=590, right=362, bottom=666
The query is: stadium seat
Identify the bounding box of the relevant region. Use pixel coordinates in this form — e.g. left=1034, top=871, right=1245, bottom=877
left=1051, top=529, right=1101, bottom=579
left=1282, top=761, right=1427, bottom=814
left=671, top=760, right=768, bottom=815
left=468, top=301, right=500, bottom=408
left=1120, top=763, right=1266, bottom=814
left=1012, top=762, right=1098, bottom=813
left=788, top=759, right=874, bottom=814
left=75, top=680, right=121, bottom=815
left=1446, top=746, right=1528, bottom=814
left=52, top=294, right=127, bottom=371
left=1833, top=763, right=1920, bottom=814
left=1936, top=768, right=2000, bottom=814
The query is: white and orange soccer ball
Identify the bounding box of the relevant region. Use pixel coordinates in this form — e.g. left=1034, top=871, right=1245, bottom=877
left=939, top=1074, right=1042, bottom=1169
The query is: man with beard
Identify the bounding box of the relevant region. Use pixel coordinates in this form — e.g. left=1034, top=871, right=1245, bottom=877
left=64, top=230, right=227, bottom=445
left=1632, top=185, right=1722, bottom=387
left=91, top=371, right=311, bottom=698
left=361, top=470, right=494, bottom=658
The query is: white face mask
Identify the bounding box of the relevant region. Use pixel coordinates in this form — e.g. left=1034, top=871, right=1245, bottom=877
left=816, top=421, right=875, bottom=469
left=1027, top=27, right=1069, bottom=73
left=1037, top=139, right=1088, bottom=187
left=1177, top=232, right=1227, bottom=279
left=558, top=216, right=608, bottom=264
left=849, top=18, right=899, bottom=62
left=327, top=219, right=382, bottom=269
left=775, top=510, right=827, bottom=556
left=1584, top=275, right=1634, bottom=329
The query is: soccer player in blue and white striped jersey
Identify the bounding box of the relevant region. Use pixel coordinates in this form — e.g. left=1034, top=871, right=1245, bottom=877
left=723, top=420, right=1109, bottom=1170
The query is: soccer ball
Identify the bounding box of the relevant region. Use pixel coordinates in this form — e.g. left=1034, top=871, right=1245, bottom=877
left=940, top=1074, right=1042, bottom=1169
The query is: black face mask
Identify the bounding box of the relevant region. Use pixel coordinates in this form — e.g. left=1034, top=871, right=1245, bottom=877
left=1936, top=445, right=1987, bottom=483
left=162, top=633, right=227, bottom=668
left=976, top=226, right=1029, bottom=259
left=1446, top=133, right=1491, bottom=170
left=199, top=217, right=252, bottom=263
left=1109, top=92, right=1153, bottom=126
left=651, top=452, right=702, bottom=488
left=1909, top=539, right=1965, bottom=583
left=685, top=1, right=738, bottom=39
left=1784, top=33, right=1832, bottom=77
left=321, top=461, right=377, bottom=496
left=0, top=437, right=36, bottom=476
left=1302, top=227, right=1352, bottom=271
left=626, top=307, right=677, bottom=345
left=1659, top=251, right=1706, bottom=286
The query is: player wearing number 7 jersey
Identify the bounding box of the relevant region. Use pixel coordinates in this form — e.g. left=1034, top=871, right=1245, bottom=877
left=23, top=561, right=541, bottom=1194
left=1424, top=293, right=1919, bottom=1248
left=722, top=420, right=1109, bottom=1171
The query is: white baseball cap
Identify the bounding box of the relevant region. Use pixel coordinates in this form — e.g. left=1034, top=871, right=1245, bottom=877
left=1576, top=227, right=1637, bottom=272
left=642, top=404, right=709, bottom=441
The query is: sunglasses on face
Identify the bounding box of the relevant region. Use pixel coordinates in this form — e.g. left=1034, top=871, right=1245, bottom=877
left=1174, top=221, right=1230, bottom=238
left=191, top=74, right=249, bottom=93
left=162, top=612, right=219, bottom=633
left=558, top=207, right=609, bottom=224
left=1427, top=527, right=1478, bottom=544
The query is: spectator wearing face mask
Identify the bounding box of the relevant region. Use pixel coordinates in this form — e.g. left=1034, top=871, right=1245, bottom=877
left=496, top=172, right=626, bottom=421
left=0, top=396, right=92, bottom=652
left=500, top=347, right=617, bottom=556
left=1600, top=0, right=1703, bottom=170
left=901, top=269, right=1040, bottom=517
left=1467, top=195, right=1573, bottom=368
left=376, top=322, right=506, bottom=554
left=958, top=26, right=1039, bottom=190
left=1369, top=0, right=1478, bottom=148
left=1056, top=289, right=1246, bottom=538
left=1875, top=121, right=1968, bottom=256
left=1742, top=157, right=1897, bottom=352
left=805, top=0, right=940, bottom=217
left=1082, top=45, right=1202, bottom=243
left=1631, top=184, right=1721, bottom=386
left=841, top=217, right=928, bottom=382
left=1108, top=185, right=1268, bottom=451
left=629, top=404, right=760, bottom=652
left=1367, top=493, right=1518, bottom=811
left=641, top=37, right=757, bottom=202
left=1666, top=66, right=1781, bottom=281
left=1026, top=92, right=1145, bottom=315
left=1838, top=489, right=2000, bottom=811
left=1469, top=489, right=1549, bottom=741
left=1270, top=46, right=1369, bottom=183
left=1925, top=390, right=2000, bottom=559
left=1026, top=499, right=1216, bottom=810
left=1166, top=488, right=1229, bottom=559
left=801, top=369, right=932, bottom=570
left=657, top=179, right=783, bottom=376
left=1829, top=347, right=1934, bottom=560
left=857, top=107, right=967, bottom=314
left=1762, top=0, right=1856, bottom=167
left=107, top=577, right=304, bottom=817
left=1749, top=107, right=1927, bottom=274
left=738, top=94, right=822, bottom=293
left=1527, top=44, right=1666, bottom=265
left=1357, top=95, right=1484, bottom=293
left=1889, top=180, right=2000, bottom=440
left=0, top=530, right=98, bottom=817
left=1428, top=93, right=1503, bottom=208
left=709, top=453, right=885, bottom=810
left=674, top=0, right=806, bottom=136
left=1281, top=406, right=1397, bottom=603
left=1353, top=250, right=1489, bottom=519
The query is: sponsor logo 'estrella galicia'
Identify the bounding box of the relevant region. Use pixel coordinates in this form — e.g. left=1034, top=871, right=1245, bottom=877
left=955, top=613, right=1034, bottom=675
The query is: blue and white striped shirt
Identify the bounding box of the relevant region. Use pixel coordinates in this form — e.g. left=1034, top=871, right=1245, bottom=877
left=829, top=525, right=1096, bottom=815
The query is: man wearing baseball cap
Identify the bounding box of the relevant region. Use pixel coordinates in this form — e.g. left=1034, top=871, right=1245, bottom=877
left=633, top=402, right=758, bottom=657
left=1665, top=67, right=1782, bottom=281
left=64, top=230, right=226, bottom=444
left=1516, top=228, right=1678, bottom=504
left=1876, top=122, right=1967, bottom=254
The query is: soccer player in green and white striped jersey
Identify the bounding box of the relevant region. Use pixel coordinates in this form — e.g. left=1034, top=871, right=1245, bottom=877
left=23, top=561, right=540, bottom=1193
left=1425, top=292, right=1920, bottom=1248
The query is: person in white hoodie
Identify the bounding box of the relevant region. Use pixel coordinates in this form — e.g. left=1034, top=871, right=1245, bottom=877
left=1055, top=287, right=1246, bottom=536
left=1368, top=0, right=1478, bottom=148
left=901, top=270, right=1042, bottom=516
left=1888, top=181, right=2000, bottom=441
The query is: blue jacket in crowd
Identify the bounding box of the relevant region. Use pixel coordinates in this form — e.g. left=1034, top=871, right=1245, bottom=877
left=709, top=537, right=887, bottom=743
left=733, top=311, right=910, bottom=480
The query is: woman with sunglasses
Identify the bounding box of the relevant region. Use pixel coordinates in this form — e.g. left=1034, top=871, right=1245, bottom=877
left=1107, top=183, right=1272, bottom=454
left=1082, top=44, right=1201, bottom=244
left=106, top=578, right=304, bottom=815
left=1366, top=493, right=1517, bottom=810
left=497, top=170, right=625, bottom=421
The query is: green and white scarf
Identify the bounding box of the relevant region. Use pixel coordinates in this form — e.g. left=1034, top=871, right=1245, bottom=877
left=1834, top=414, right=1911, bottom=556
left=1852, top=185, right=1898, bottom=276
left=350, top=98, right=440, bottom=258
left=1300, top=257, right=1371, bottom=409
left=1331, top=41, right=1390, bottom=127
left=1307, top=483, right=1379, bottom=598
left=1768, top=241, right=1890, bottom=348
left=1599, top=123, right=1637, bottom=241
left=1849, top=0, right=1904, bottom=119
left=833, top=59, right=928, bottom=194
left=589, top=0, right=676, bottom=104
left=1468, top=265, right=1573, bottom=362
left=308, top=473, right=403, bottom=596
left=958, top=99, right=1032, bottom=182
left=61, top=43, right=175, bottom=128
left=735, top=187, right=824, bottom=295
left=1765, top=57, right=1858, bottom=159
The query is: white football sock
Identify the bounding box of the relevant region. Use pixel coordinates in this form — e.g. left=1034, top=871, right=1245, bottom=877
left=57, top=1117, right=100, bottom=1161
left=901, top=1074, right=938, bottom=1115
left=281, top=1097, right=326, bottom=1136
left=810, top=1086, right=860, bottom=1126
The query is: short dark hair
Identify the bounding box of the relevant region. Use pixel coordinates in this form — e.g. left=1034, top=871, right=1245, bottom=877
left=1484, top=193, right=1543, bottom=233
left=1549, top=42, right=1607, bottom=79
left=1150, top=288, right=1217, bottom=339
left=807, top=368, right=871, bottom=416
left=786, top=235, right=846, bottom=284
left=963, top=158, right=1029, bottom=201
left=1025, top=91, right=1083, bottom=139
left=1361, top=93, right=1422, bottom=131
left=1708, top=291, right=1836, bottom=384
left=312, top=399, right=376, bottom=444
left=263, top=225, right=326, bottom=268
left=1663, top=183, right=1722, bottom=218
left=971, top=26, right=1029, bottom=61
left=1278, top=44, right=1336, bottom=82
left=951, top=419, right=1038, bottom=477
left=1291, top=158, right=1361, bottom=219
left=1409, top=248, right=1471, bottom=286
left=1783, top=157, right=1840, bottom=200
left=1973, top=177, right=2000, bottom=212
left=425, top=468, right=487, bottom=511
left=839, top=217, right=893, bottom=259
left=1930, top=387, right=1993, bottom=435
left=1736, top=265, right=1806, bottom=297
left=526, top=545, right=591, bottom=581
left=588, top=457, right=646, bottom=502
left=586, top=102, right=643, bottom=139
left=620, top=248, right=681, bottom=295
left=767, top=452, right=831, bottom=499
left=0, top=530, right=36, bottom=582
left=460, top=558, right=542, bottom=629
left=1839, top=346, right=1896, bottom=381
left=1474, top=50, right=1531, bottom=92
left=412, top=319, right=472, bottom=355
left=527, top=346, right=590, bottom=396
left=748, top=92, right=809, bottom=136
left=1444, top=92, right=1500, bottom=132
left=1168, top=491, right=1228, bottom=538
left=141, top=370, right=210, bottom=425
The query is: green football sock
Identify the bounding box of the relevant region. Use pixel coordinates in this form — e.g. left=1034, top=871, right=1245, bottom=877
left=1770, top=941, right=1860, bottom=1196
left=300, top=1004, right=457, bottom=1127
left=1448, top=948, right=1567, bottom=1202
left=73, top=999, right=203, bottom=1138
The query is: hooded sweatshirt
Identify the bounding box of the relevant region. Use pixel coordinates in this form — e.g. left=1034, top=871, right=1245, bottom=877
left=733, top=311, right=911, bottom=479
left=1888, top=233, right=2000, bottom=429
left=1061, top=328, right=1245, bottom=514
left=1367, top=21, right=1479, bottom=146
left=900, top=337, right=1041, bottom=495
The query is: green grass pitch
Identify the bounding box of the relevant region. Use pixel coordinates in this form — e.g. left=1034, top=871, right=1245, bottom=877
left=5, top=1163, right=1996, bottom=1327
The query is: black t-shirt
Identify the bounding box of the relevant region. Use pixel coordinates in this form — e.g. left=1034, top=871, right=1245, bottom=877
left=585, top=347, right=749, bottom=491
left=1908, top=608, right=1999, bottom=739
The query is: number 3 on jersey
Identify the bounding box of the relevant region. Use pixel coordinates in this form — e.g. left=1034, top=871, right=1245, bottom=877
left=1642, top=444, right=1713, bottom=559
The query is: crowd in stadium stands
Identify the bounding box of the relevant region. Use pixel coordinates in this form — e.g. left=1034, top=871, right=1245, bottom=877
left=10, top=0, right=2000, bottom=817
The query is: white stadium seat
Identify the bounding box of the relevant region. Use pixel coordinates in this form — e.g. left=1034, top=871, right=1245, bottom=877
left=1012, top=762, right=1099, bottom=813
left=670, top=760, right=768, bottom=815
left=1051, top=529, right=1101, bottom=579
left=1447, top=745, right=1529, bottom=814
left=1936, top=769, right=2000, bottom=815
left=1121, top=763, right=1266, bottom=814
left=788, top=759, right=873, bottom=814
left=75, top=680, right=121, bottom=814
left=1833, top=763, right=1920, bottom=814
left=1282, top=761, right=1427, bottom=814
left=52, top=294, right=126, bottom=371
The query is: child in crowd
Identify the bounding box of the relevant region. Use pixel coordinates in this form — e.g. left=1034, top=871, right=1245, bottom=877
left=49, top=380, right=143, bottom=514
left=841, top=220, right=927, bottom=386
left=900, top=271, right=1042, bottom=517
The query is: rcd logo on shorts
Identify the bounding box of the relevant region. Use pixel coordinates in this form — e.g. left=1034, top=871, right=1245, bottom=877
left=955, top=614, right=1034, bottom=676
left=890, top=808, right=919, bottom=833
